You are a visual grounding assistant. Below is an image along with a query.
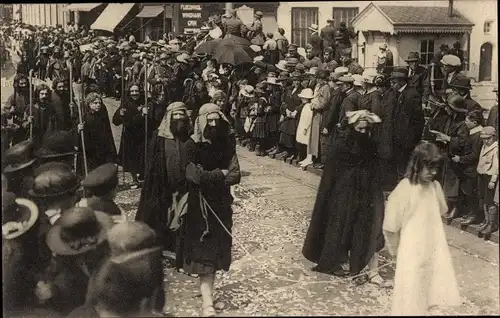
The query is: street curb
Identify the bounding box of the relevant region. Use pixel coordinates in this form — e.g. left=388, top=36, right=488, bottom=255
left=236, top=143, right=499, bottom=244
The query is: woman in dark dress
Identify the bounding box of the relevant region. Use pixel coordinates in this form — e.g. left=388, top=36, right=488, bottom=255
left=302, top=110, right=391, bottom=287
left=77, top=93, right=117, bottom=172
left=112, top=83, right=151, bottom=189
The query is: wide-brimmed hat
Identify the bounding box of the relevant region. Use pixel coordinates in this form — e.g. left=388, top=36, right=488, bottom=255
left=362, top=69, right=379, bottom=84
left=275, top=60, right=288, bottom=72
left=449, top=74, right=472, bottom=90
left=241, top=85, right=255, bottom=98
left=334, top=66, right=349, bottom=75
left=250, top=44, right=262, bottom=53
left=352, top=74, right=364, bottom=87
left=3, top=140, right=37, bottom=174
left=309, top=24, right=319, bottom=32
left=390, top=68, right=409, bottom=80
left=440, top=54, right=461, bottom=67
left=298, top=88, right=314, bottom=99
left=480, top=126, right=497, bottom=138
left=46, top=207, right=113, bottom=256
left=35, top=131, right=77, bottom=159
left=176, top=52, right=190, bottom=64
left=446, top=95, right=468, bottom=113
left=29, top=162, right=80, bottom=198
left=404, top=52, right=420, bottom=62
left=267, top=76, right=282, bottom=86
left=2, top=192, right=39, bottom=240
left=337, top=76, right=355, bottom=84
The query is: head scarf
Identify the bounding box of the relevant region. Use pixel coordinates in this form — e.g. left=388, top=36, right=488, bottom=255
left=191, top=103, right=230, bottom=143
left=157, top=102, right=189, bottom=139
left=346, top=110, right=381, bottom=125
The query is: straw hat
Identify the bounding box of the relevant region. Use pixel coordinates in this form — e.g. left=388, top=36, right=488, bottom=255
left=298, top=88, right=314, bottom=99
left=275, top=60, right=288, bottom=72
left=2, top=192, right=39, bottom=240
left=241, top=85, right=255, bottom=98
left=309, top=24, right=319, bottom=32
left=352, top=74, right=364, bottom=87
left=480, top=126, right=497, bottom=138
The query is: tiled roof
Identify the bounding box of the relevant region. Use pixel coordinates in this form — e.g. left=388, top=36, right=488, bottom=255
left=378, top=6, right=473, bottom=26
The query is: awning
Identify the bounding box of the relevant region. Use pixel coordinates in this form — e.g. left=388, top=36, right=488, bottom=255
left=136, top=5, right=164, bottom=18
left=91, top=3, right=135, bottom=32
left=63, top=4, right=103, bottom=12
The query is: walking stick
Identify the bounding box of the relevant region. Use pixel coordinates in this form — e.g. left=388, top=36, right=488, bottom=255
left=143, top=58, right=149, bottom=179
left=68, top=60, right=78, bottom=173
left=28, top=69, right=34, bottom=140
left=120, top=57, right=126, bottom=184
left=73, top=62, right=89, bottom=176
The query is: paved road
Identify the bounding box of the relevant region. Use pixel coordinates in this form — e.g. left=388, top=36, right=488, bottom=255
left=2, top=53, right=499, bottom=316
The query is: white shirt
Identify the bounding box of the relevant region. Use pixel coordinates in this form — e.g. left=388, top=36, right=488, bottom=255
left=398, top=84, right=408, bottom=93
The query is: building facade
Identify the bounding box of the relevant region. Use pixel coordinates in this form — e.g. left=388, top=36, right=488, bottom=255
left=20, top=4, right=70, bottom=29
left=276, top=0, right=497, bottom=83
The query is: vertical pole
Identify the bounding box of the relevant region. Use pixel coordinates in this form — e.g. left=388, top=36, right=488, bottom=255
left=163, top=4, right=167, bottom=36
left=225, top=3, right=233, bottom=14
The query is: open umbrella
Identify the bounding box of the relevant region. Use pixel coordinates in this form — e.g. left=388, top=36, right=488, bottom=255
left=218, top=35, right=252, bottom=47
left=194, top=39, right=222, bottom=55
left=212, top=43, right=254, bottom=66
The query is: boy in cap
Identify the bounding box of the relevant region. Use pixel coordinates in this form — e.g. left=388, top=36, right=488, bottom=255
left=77, top=163, right=125, bottom=223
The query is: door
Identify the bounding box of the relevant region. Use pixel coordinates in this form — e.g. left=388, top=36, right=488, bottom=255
left=479, top=42, right=492, bottom=82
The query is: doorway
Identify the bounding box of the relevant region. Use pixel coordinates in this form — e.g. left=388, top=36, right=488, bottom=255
left=479, top=42, right=492, bottom=82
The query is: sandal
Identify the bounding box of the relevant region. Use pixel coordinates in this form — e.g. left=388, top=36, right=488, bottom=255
left=368, top=274, right=393, bottom=288
left=201, top=305, right=216, bottom=317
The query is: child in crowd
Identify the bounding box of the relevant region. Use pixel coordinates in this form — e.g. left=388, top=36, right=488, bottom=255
left=383, top=141, right=461, bottom=316
left=476, top=126, right=499, bottom=235
left=296, top=88, right=314, bottom=167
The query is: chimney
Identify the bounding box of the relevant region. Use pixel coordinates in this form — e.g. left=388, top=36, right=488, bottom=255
left=448, top=0, right=454, bottom=17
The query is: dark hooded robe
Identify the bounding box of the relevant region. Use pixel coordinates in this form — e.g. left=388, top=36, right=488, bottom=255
left=135, top=102, right=191, bottom=252
left=176, top=104, right=241, bottom=274
left=302, top=121, right=385, bottom=275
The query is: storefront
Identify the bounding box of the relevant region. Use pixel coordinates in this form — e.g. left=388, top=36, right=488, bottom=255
left=173, top=3, right=223, bottom=35
left=136, top=4, right=174, bottom=41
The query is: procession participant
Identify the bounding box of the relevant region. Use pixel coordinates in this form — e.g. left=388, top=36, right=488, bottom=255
left=476, top=126, right=499, bottom=235
left=16, top=50, right=31, bottom=75
left=263, top=33, right=280, bottom=66
left=105, top=44, right=122, bottom=100
left=36, top=46, right=50, bottom=80
left=276, top=71, right=303, bottom=161
left=337, top=75, right=361, bottom=124
left=149, top=82, right=169, bottom=130
left=308, top=69, right=331, bottom=168
left=3, top=140, right=37, bottom=198
left=452, top=110, right=483, bottom=226
left=276, top=28, right=289, bottom=60
left=378, top=68, right=424, bottom=191
left=47, top=46, right=68, bottom=81
left=376, top=43, right=394, bottom=74
left=320, top=18, right=336, bottom=53
left=430, top=95, right=468, bottom=221
left=384, top=142, right=460, bottom=316
left=112, top=83, right=150, bottom=189
left=136, top=102, right=192, bottom=256
left=303, top=110, right=387, bottom=287
left=296, top=88, right=315, bottom=166
left=181, top=103, right=241, bottom=317
left=77, top=163, right=125, bottom=223
left=440, top=54, right=462, bottom=91
left=77, top=93, right=117, bottom=171
left=3, top=191, right=42, bottom=315
left=51, top=77, right=76, bottom=130
left=69, top=247, right=164, bottom=318
left=1, top=101, right=20, bottom=153
left=447, top=74, right=483, bottom=114
left=39, top=207, right=113, bottom=315
left=321, top=72, right=345, bottom=154
left=405, top=52, right=428, bottom=104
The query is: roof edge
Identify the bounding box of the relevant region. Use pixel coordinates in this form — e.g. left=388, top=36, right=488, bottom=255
left=351, top=2, right=394, bottom=26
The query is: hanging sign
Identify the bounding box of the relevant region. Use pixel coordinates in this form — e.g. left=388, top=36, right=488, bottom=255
left=179, top=4, right=210, bottom=34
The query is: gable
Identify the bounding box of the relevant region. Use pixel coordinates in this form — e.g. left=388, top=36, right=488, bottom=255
left=352, top=3, right=394, bottom=34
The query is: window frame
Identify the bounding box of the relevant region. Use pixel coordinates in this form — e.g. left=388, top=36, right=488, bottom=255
left=419, top=39, right=435, bottom=66
left=332, top=7, right=359, bottom=28
left=291, top=7, right=319, bottom=48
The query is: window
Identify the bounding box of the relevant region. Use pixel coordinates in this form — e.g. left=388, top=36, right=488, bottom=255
left=420, top=40, right=435, bottom=66
left=484, top=21, right=493, bottom=34
left=332, top=7, right=359, bottom=28
left=291, top=7, right=318, bottom=48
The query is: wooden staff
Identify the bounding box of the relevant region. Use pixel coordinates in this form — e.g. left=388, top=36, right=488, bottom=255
left=68, top=60, right=78, bottom=173
left=143, top=58, right=149, bottom=178
left=28, top=69, right=34, bottom=140
left=71, top=59, right=89, bottom=177
left=120, top=57, right=126, bottom=183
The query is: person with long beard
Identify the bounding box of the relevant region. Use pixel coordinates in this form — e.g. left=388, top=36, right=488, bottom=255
left=51, top=77, right=76, bottom=131
left=6, top=74, right=31, bottom=145
left=77, top=93, right=117, bottom=172
left=180, top=103, right=241, bottom=317
left=47, top=46, right=68, bottom=81
left=22, top=84, right=68, bottom=145
left=112, top=83, right=152, bottom=189
left=135, top=102, right=192, bottom=260
left=302, top=110, right=390, bottom=287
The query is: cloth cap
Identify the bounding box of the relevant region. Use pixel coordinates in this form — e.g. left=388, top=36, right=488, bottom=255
left=440, top=54, right=461, bottom=67
left=334, top=66, right=349, bottom=75
left=81, top=163, right=119, bottom=195
left=338, top=76, right=355, bottom=84
left=480, top=126, right=497, bottom=138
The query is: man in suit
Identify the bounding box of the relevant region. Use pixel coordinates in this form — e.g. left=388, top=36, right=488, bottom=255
left=308, top=24, right=323, bottom=58
left=440, top=54, right=462, bottom=91
left=320, top=18, right=336, bottom=53
left=447, top=74, right=483, bottom=114
left=405, top=52, right=428, bottom=104
left=223, top=9, right=243, bottom=38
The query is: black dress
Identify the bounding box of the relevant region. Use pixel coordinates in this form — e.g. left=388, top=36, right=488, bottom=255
left=302, top=126, right=385, bottom=275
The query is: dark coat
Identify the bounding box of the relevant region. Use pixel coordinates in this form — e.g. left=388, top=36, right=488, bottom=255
left=338, top=89, right=361, bottom=123
left=464, top=97, right=483, bottom=114
left=302, top=127, right=385, bottom=274
left=323, top=87, right=345, bottom=133
left=309, top=32, right=323, bottom=58
left=178, top=137, right=241, bottom=274
left=452, top=129, right=483, bottom=180
left=358, top=89, right=383, bottom=116
left=25, top=103, right=68, bottom=146
left=320, top=25, right=336, bottom=50
left=487, top=104, right=498, bottom=129
left=407, top=65, right=428, bottom=101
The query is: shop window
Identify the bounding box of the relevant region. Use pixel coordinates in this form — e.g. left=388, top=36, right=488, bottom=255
left=420, top=40, right=435, bottom=66
left=291, top=7, right=319, bottom=48
left=332, top=7, right=359, bottom=28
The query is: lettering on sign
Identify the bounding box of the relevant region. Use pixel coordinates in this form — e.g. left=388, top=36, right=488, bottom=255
left=180, top=5, right=202, bottom=11
left=187, top=20, right=198, bottom=27
left=182, top=12, right=202, bottom=19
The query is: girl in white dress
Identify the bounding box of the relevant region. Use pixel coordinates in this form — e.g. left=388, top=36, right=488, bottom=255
left=383, top=141, right=461, bottom=316
left=295, top=88, right=314, bottom=167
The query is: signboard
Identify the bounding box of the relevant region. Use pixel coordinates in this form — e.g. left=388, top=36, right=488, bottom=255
left=178, top=4, right=210, bottom=34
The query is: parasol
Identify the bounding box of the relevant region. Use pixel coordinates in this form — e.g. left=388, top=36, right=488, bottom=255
left=194, top=39, right=222, bottom=55
left=212, top=43, right=254, bottom=66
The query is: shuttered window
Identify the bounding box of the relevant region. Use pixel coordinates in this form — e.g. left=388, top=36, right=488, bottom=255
left=420, top=40, right=435, bottom=66
left=332, top=7, right=359, bottom=28
left=291, top=7, right=318, bottom=48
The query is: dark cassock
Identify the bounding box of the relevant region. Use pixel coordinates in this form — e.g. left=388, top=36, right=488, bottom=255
left=6, top=75, right=33, bottom=144
left=51, top=79, right=76, bottom=131
left=177, top=103, right=241, bottom=275
left=136, top=102, right=192, bottom=253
